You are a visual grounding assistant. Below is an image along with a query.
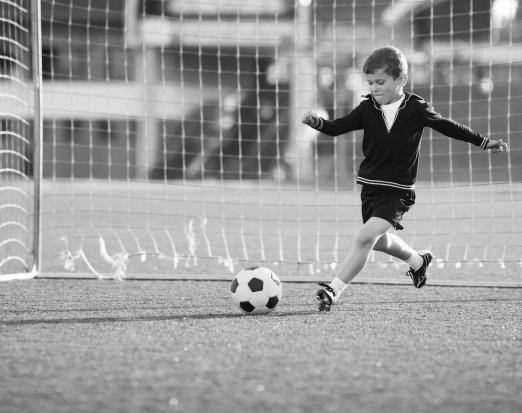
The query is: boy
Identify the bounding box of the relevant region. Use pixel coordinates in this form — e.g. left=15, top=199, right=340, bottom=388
left=302, top=46, right=509, bottom=312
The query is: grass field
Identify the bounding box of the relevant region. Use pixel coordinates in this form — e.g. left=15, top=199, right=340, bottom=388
left=1, top=278, right=521, bottom=413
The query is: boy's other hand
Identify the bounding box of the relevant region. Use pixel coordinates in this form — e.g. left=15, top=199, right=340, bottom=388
left=302, top=111, right=320, bottom=128
left=487, top=139, right=509, bottom=153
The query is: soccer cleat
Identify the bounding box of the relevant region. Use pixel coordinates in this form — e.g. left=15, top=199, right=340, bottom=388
left=406, top=251, right=433, bottom=288
left=316, top=282, right=337, bottom=312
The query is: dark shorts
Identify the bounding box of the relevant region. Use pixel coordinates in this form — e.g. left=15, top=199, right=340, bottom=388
left=360, top=185, right=416, bottom=230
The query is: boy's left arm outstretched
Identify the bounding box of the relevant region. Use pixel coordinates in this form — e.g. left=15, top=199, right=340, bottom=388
left=423, top=101, right=510, bottom=155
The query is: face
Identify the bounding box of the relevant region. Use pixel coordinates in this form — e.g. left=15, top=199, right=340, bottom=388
left=365, top=68, right=407, bottom=105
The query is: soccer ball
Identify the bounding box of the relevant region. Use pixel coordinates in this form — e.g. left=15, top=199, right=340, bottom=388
left=230, top=266, right=282, bottom=315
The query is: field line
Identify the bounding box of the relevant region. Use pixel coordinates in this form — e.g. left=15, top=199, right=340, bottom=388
left=35, top=272, right=522, bottom=288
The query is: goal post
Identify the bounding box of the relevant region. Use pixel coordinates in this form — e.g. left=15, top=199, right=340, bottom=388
left=2, top=0, right=522, bottom=286
left=31, top=0, right=43, bottom=275
left=0, top=0, right=40, bottom=279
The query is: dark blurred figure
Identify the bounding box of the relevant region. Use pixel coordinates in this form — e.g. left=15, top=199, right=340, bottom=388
left=151, top=88, right=291, bottom=181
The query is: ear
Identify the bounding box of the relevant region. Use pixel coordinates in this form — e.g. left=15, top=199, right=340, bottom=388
left=398, top=74, right=408, bottom=87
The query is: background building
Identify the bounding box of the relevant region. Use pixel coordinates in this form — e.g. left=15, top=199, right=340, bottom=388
left=2, top=0, right=521, bottom=182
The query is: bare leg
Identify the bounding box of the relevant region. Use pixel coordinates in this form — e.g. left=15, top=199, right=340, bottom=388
left=335, top=217, right=393, bottom=284
left=318, top=219, right=426, bottom=311
left=373, top=232, right=415, bottom=261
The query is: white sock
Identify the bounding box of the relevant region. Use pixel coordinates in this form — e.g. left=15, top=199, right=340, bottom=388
left=405, top=251, right=424, bottom=271
left=330, top=277, right=348, bottom=296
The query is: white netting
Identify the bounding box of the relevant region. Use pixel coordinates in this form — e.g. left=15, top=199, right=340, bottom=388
left=0, top=0, right=34, bottom=276
left=4, top=0, right=522, bottom=285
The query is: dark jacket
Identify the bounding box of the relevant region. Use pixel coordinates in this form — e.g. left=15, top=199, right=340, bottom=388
left=315, top=92, right=489, bottom=190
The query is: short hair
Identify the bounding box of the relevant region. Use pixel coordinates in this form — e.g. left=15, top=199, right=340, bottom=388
left=362, top=46, right=408, bottom=79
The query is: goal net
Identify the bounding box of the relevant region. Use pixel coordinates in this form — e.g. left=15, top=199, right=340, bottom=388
left=0, top=0, right=36, bottom=277
left=2, top=0, right=521, bottom=285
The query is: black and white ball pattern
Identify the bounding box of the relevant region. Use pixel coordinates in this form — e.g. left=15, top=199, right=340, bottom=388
left=230, top=266, right=282, bottom=315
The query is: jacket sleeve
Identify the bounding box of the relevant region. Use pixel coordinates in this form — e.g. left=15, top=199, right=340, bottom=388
left=422, top=102, right=489, bottom=149
left=316, top=105, right=364, bottom=136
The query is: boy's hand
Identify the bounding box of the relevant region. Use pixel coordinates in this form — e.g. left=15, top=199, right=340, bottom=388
left=487, top=139, right=509, bottom=153
left=301, top=111, right=320, bottom=129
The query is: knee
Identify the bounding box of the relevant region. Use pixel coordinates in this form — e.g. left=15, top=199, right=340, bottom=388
left=354, top=228, right=379, bottom=250
left=373, top=234, right=390, bottom=252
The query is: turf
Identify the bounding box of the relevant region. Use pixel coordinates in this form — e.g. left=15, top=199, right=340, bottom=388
left=1, top=279, right=521, bottom=413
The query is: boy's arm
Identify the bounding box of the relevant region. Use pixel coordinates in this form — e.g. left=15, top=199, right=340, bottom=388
left=423, top=102, right=490, bottom=149
left=302, top=106, right=363, bottom=136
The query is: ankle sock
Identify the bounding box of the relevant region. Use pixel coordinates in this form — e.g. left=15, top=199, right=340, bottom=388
left=330, top=277, right=348, bottom=296
left=406, top=251, right=424, bottom=271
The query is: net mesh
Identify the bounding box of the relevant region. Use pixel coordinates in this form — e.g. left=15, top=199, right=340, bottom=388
left=2, top=0, right=522, bottom=285
left=0, top=0, right=33, bottom=275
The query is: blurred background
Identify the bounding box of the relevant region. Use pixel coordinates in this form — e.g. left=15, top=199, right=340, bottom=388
left=2, top=0, right=521, bottom=184
left=1, top=1, right=522, bottom=278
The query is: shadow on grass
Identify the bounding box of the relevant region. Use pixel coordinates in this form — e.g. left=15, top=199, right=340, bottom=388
left=1, top=309, right=320, bottom=326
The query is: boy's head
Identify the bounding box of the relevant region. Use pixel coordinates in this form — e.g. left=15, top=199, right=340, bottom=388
left=363, top=46, right=408, bottom=79
left=363, top=46, right=408, bottom=105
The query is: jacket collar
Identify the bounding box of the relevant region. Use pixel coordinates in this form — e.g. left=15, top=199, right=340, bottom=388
left=364, top=91, right=418, bottom=110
